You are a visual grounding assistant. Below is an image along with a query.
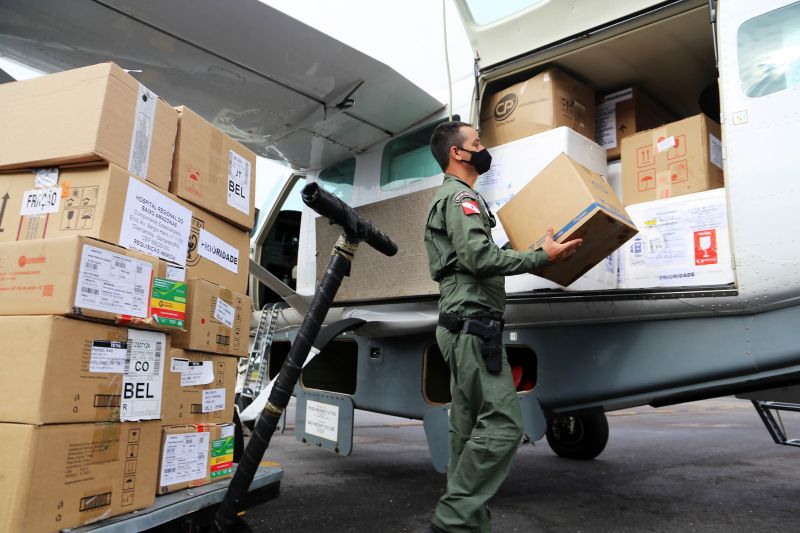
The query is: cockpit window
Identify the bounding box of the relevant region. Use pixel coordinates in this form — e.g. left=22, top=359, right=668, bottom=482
left=738, top=2, right=800, bottom=98
left=318, top=157, right=355, bottom=203
left=464, top=0, right=545, bottom=26
left=380, top=119, right=449, bottom=190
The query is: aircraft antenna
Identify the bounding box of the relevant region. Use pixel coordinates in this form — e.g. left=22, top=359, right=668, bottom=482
left=443, top=0, right=454, bottom=121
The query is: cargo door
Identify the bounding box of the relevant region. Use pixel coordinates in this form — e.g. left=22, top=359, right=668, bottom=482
left=717, top=0, right=800, bottom=290
left=452, top=0, right=667, bottom=71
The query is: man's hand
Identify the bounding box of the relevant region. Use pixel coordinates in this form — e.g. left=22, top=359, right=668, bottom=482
left=541, top=227, right=582, bottom=263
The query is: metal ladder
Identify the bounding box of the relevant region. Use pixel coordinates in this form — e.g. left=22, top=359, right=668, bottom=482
left=751, top=400, right=800, bottom=447
left=239, top=302, right=285, bottom=409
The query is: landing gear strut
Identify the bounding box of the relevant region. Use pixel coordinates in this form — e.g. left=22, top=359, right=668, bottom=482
left=546, top=412, right=609, bottom=460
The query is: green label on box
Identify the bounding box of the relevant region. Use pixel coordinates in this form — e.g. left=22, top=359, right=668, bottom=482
left=150, top=277, right=187, bottom=329
left=210, top=435, right=234, bottom=479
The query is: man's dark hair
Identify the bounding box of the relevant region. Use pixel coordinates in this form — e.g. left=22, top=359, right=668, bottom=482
left=430, top=120, right=470, bottom=171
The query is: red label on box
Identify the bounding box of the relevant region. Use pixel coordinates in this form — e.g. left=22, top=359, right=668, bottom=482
left=694, top=229, right=717, bottom=266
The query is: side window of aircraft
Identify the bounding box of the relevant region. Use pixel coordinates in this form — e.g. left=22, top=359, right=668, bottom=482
left=738, top=2, right=800, bottom=98
left=380, top=118, right=453, bottom=190
left=258, top=177, right=304, bottom=305
left=317, top=157, right=355, bottom=203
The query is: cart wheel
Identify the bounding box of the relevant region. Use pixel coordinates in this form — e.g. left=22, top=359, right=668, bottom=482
left=233, top=408, right=245, bottom=463
left=546, top=412, right=609, bottom=460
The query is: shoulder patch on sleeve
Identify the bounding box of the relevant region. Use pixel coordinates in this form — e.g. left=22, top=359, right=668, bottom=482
left=452, top=190, right=478, bottom=206
left=460, top=199, right=481, bottom=215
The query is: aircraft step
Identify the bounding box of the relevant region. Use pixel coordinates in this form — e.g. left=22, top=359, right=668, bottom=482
left=751, top=400, right=800, bottom=447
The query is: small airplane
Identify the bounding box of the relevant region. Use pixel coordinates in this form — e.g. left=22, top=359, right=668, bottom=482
left=2, top=0, right=800, bottom=470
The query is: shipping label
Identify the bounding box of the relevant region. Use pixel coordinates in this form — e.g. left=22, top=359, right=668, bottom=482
left=119, top=176, right=192, bottom=265
left=709, top=134, right=723, bottom=169
left=128, top=83, right=158, bottom=179
left=89, top=340, right=128, bottom=373
left=305, top=400, right=339, bottom=442
left=213, top=297, right=235, bottom=328
left=150, top=277, right=187, bottom=329
left=202, top=388, right=226, bottom=413
left=181, top=361, right=215, bottom=387
left=197, top=228, right=239, bottom=273
left=121, top=329, right=165, bottom=421
left=166, top=265, right=186, bottom=282
left=19, top=187, right=61, bottom=216
left=75, top=245, right=152, bottom=318
left=227, top=150, right=251, bottom=215
left=595, top=100, right=618, bottom=149
left=171, top=357, right=189, bottom=372
left=160, top=432, right=210, bottom=487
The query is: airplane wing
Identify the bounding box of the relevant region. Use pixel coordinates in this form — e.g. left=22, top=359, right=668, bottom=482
left=0, top=0, right=444, bottom=170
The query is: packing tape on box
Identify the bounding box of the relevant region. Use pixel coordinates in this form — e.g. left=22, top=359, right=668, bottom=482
left=656, top=170, right=672, bottom=199
left=210, top=128, right=225, bottom=184
left=92, top=421, right=123, bottom=458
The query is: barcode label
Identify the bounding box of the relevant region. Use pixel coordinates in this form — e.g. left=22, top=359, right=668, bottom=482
left=159, top=432, right=210, bottom=487
left=75, top=245, right=152, bottom=319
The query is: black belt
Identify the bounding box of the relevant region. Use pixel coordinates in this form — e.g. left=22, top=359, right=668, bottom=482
left=438, top=312, right=504, bottom=337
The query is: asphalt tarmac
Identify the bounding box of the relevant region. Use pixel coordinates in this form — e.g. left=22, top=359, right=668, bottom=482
left=241, top=398, right=800, bottom=532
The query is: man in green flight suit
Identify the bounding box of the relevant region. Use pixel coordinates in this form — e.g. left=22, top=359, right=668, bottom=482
left=425, top=121, right=582, bottom=533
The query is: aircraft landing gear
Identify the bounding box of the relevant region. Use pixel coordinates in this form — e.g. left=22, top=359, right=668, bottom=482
left=546, top=412, right=609, bottom=460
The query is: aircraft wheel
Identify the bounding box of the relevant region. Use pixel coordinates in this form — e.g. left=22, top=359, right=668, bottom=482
left=545, top=412, right=608, bottom=460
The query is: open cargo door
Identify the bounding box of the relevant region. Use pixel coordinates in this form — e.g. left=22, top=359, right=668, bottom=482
left=452, top=0, right=667, bottom=71
left=0, top=0, right=443, bottom=171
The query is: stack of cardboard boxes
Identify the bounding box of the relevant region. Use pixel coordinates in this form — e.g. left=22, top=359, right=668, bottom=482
left=476, top=67, right=637, bottom=289
left=477, top=66, right=731, bottom=290
left=0, top=63, right=252, bottom=532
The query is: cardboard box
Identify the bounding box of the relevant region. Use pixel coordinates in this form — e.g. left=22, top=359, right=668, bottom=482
left=0, top=62, right=177, bottom=189
left=183, top=201, right=251, bottom=294
left=158, top=423, right=235, bottom=494
left=0, top=316, right=170, bottom=424
left=619, top=189, right=733, bottom=288
left=0, top=236, right=187, bottom=332
left=479, top=68, right=596, bottom=148
left=0, top=164, right=194, bottom=267
left=596, top=87, right=675, bottom=160
left=477, top=127, right=617, bottom=291
left=0, top=420, right=160, bottom=532
left=171, top=106, right=257, bottom=230
left=171, top=279, right=250, bottom=357
left=161, top=349, right=237, bottom=426
left=497, top=153, right=638, bottom=287
left=620, top=114, right=724, bottom=205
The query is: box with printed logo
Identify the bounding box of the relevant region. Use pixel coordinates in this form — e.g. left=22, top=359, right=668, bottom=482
left=620, top=113, right=724, bottom=205
left=0, top=236, right=186, bottom=332
left=158, top=423, right=235, bottom=495
left=497, top=153, right=637, bottom=287
left=171, top=106, right=257, bottom=230
left=480, top=68, right=596, bottom=148
left=618, top=189, right=733, bottom=288
left=171, top=279, right=250, bottom=357
left=0, top=316, right=170, bottom=424
left=0, top=420, right=160, bottom=532
left=161, top=349, right=237, bottom=426
left=0, top=164, right=194, bottom=270
left=0, top=62, right=177, bottom=189
left=182, top=201, right=251, bottom=294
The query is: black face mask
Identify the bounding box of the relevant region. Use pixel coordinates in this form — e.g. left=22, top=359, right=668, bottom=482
left=459, top=146, right=492, bottom=175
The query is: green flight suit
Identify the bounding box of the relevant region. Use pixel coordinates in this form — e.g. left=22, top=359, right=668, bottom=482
left=424, top=174, right=548, bottom=532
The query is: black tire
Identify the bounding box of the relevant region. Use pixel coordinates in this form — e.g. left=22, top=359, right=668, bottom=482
left=546, top=412, right=609, bottom=460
